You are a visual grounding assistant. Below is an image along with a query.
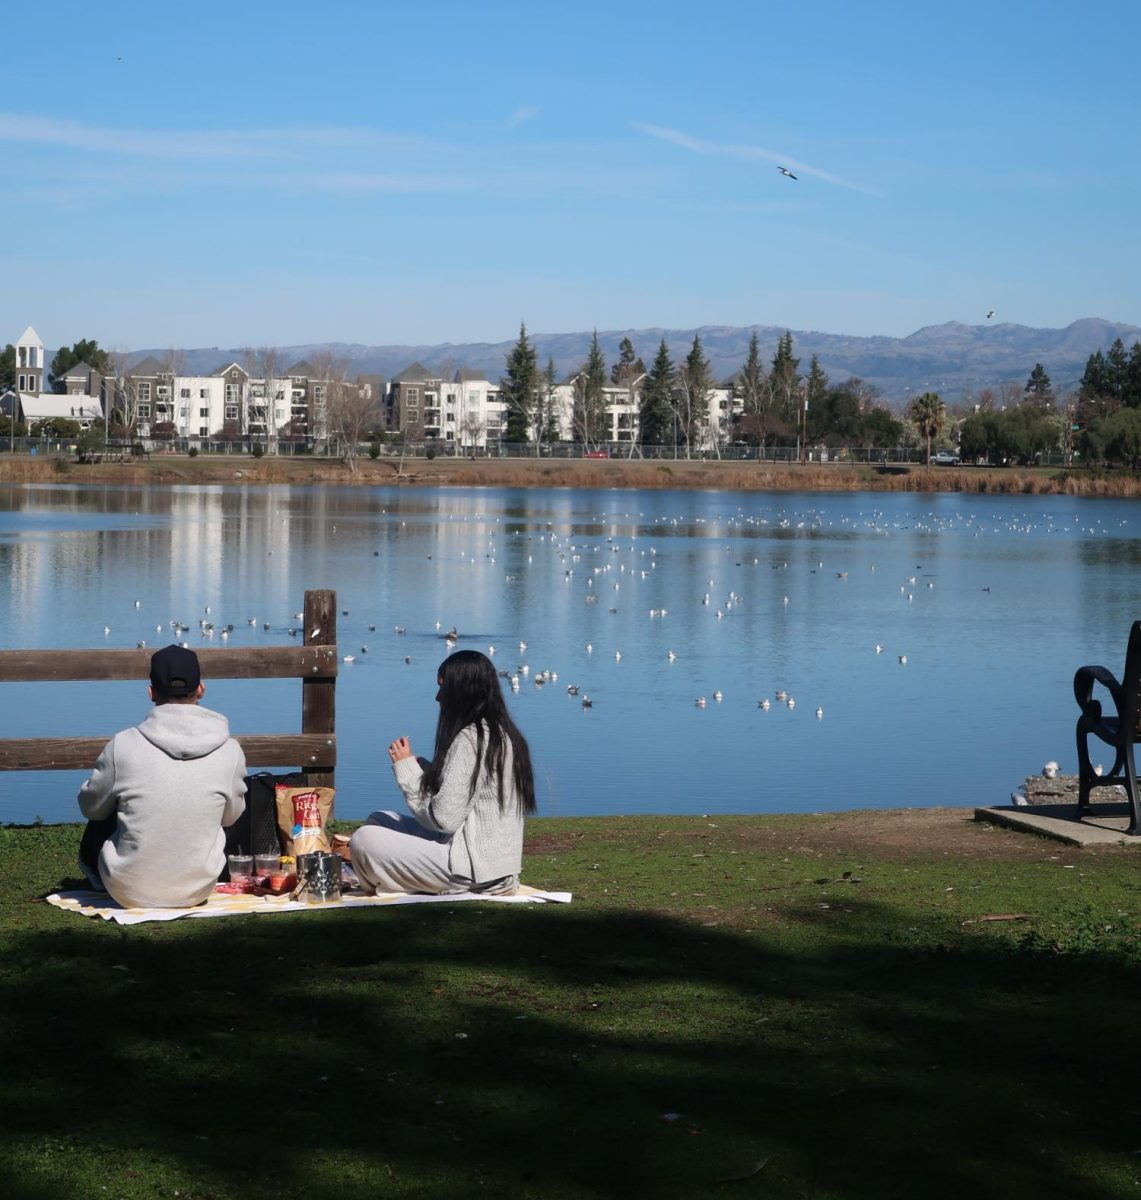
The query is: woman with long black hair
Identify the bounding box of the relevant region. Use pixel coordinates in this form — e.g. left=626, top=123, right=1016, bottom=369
left=349, top=649, right=537, bottom=895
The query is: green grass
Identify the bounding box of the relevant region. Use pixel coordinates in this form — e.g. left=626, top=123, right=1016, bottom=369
left=1, top=812, right=1138, bottom=1200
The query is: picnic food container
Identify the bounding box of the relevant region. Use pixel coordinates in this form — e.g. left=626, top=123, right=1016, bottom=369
left=293, top=851, right=342, bottom=904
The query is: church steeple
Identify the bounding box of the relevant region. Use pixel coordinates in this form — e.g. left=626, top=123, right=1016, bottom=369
left=15, top=326, right=44, bottom=395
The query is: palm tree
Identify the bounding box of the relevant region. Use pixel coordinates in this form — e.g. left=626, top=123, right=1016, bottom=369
left=908, top=391, right=945, bottom=466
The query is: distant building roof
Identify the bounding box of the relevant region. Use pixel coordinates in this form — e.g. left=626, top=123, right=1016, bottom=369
left=393, top=362, right=434, bottom=384
left=19, top=394, right=103, bottom=423
left=127, top=355, right=166, bottom=376
left=454, top=368, right=489, bottom=383
left=210, top=362, right=248, bottom=378
left=284, top=360, right=316, bottom=377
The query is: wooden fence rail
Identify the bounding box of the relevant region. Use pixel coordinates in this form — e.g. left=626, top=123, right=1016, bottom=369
left=0, top=589, right=338, bottom=786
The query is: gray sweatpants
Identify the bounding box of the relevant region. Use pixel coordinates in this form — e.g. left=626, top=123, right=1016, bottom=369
left=349, top=811, right=454, bottom=894
left=348, top=810, right=518, bottom=896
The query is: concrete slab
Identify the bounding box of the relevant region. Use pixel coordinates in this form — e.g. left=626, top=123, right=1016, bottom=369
left=974, top=802, right=1141, bottom=847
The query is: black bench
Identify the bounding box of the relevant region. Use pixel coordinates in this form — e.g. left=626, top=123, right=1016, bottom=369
left=1074, top=620, right=1141, bottom=835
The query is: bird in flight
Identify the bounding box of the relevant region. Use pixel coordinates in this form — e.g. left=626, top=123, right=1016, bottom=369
left=985, top=309, right=996, bottom=319
left=777, top=166, right=798, bottom=180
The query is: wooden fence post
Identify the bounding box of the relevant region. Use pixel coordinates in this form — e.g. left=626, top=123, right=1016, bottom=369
left=302, top=588, right=337, bottom=789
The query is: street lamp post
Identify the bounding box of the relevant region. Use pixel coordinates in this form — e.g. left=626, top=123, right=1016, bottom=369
left=801, top=394, right=808, bottom=464
left=3, top=390, right=14, bottom=455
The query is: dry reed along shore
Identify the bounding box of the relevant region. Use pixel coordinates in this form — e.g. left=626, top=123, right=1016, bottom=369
left=2, top=454, right=1140, bottom=496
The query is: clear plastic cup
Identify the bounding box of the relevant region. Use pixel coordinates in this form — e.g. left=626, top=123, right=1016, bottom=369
left=228, top=854, right=254, bottom=885
left=254, top=853, right=281, bottom=879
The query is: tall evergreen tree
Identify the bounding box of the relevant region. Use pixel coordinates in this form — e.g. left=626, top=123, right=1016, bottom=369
left=1024, top=363, right=1054, bottom=408
left=500, top=322, right=538, bottom=445
left=640, top=339, right=675, bottom=447
left=770, top=330, right=801, bottom=424
left=1106, top=337, right=1129, bottom=401
left=577, top=329, right=609, bottom=448
left=801, top=350, right=830, bottom=441
left=1080, top=349, right=1109, bottom=399
left=610, top=336, right=645, bottom=386
left=1127, top=342, right=1141, bottom=409
left=1078, top=348, right=1120, bottom=424
left=0, top=344, right=15, bottom=392
left=677, top=334, right=712, bottom=457
left=734, top=331, right=771, bottom=446
left=738, top=333, right=764, bottom=415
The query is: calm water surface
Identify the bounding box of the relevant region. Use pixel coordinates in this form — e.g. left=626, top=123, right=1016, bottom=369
left=1, top=482, right=1138, bottom=825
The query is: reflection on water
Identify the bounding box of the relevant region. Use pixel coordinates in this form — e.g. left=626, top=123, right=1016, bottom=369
left=1, top=482, right=1138, bottom=825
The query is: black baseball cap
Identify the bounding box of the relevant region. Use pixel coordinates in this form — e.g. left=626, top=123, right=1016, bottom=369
left=149, top=645, right=202, bottom=698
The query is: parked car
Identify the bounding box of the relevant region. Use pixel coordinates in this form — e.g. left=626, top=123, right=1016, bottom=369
left=932, top=450, right=961, bottom=465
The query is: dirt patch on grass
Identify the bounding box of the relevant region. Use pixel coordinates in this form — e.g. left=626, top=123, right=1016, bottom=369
left=728, top=807, right=1108, bottom=864
left=583, top=807, right=1126, bottom=865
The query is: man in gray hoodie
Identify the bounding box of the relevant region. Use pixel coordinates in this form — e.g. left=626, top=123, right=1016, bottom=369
left=78, top=645, right=247, bottom=909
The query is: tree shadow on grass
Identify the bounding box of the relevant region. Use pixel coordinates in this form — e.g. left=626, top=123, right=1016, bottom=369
left=0, top=898, right=1137, bottom=1200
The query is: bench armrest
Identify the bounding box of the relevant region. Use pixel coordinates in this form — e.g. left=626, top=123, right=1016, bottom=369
left=1073, top=664, right=1122, bottom=719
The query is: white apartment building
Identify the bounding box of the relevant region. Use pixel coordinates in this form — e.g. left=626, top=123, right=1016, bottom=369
left=112, top=357, right=365, bottom=447
left=389, top=365, right=505, bottom=449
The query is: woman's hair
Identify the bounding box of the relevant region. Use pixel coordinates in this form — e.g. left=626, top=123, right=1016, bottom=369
left=420, top=650, right=537, bottom=815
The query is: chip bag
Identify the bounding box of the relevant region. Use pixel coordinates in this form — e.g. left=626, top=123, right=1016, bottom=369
left=275, top=783, right=335, bottom=857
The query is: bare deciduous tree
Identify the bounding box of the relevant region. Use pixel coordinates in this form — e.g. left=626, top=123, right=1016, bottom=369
left=316, top=354, right=377, bottom=473
left=460, top=412, right=486, bottom=453
left=108, top=348, right=144, bottom=440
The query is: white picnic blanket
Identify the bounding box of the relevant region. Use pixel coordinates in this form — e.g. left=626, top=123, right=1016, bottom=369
left=47, top=884, right=572, bottom=925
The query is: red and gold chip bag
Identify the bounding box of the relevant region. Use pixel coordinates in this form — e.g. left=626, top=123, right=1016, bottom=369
left=275, top=784, right=335, bottom=857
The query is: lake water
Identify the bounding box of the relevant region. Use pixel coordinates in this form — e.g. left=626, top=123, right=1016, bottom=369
left=1, top=482, right=1138, bottom=826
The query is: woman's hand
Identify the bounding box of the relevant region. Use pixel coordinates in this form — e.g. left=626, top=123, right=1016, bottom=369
left=388, top=736, right=413, bottom=763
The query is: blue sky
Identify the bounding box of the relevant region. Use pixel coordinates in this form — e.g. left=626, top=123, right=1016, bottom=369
left=4, top=0, right=1139, bottom=352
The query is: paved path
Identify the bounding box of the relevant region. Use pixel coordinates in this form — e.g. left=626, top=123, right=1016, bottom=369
left=975, top=801, right=1141, bottom=847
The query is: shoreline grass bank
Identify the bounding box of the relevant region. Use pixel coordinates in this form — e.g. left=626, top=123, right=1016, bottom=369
left=3, top=453, right=1141, bottom=496
left=2, top=808, right=1137, bottom=1199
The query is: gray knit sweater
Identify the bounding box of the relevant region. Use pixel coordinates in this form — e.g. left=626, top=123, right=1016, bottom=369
left=393, top=724, right=524, bottom=885
left=78, top=704, right=247, bottom=908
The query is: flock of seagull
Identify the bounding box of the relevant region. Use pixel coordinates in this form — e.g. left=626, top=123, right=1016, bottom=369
left=98, top=501, right=1130, bottom=737
left=103, top=514, right=941, bottom=727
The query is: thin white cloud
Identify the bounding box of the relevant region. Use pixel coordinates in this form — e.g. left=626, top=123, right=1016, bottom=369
left=0, top=160, right=473, bottom=199
left=0, top=113, right=428, bottom=160
left=508, top=104, right=540, bottom=128
left=632, top=122, right=885, bottom=198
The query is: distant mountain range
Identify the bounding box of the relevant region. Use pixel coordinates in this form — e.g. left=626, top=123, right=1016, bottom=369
left=138, top=318, right=1141, bottom=406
